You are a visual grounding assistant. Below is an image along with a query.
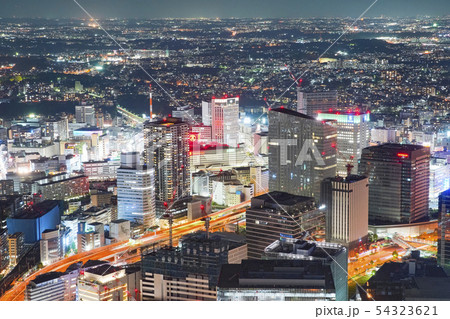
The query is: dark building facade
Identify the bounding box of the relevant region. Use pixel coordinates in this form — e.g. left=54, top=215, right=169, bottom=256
left=246, top=191, right=325, bottom=259
left=217, top=259, right=337, bottom=301
left=358, top=144, right=430, bottom=225
left=141, top=232, right=247, bottom=301
left=264, top=239, right=348, bottom=301
left=268, top=108, right=337, bottom=201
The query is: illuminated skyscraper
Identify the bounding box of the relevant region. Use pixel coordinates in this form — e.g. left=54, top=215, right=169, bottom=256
left=297, top=90, right=338, bottom=116
left=144, top=117, right=190, bottom=204
left=268, top=108, right=337, bottom=200
left=117, top=152, right=156, bottom=228
left=317, top=111, right=370, bottom=176
left=211, top=96, right=240, bottom=147
left=321, top=175, right=369, bottom=252
left=358, top=144, right=430, bottom=224
left=75, top=104, right=95, bottom=126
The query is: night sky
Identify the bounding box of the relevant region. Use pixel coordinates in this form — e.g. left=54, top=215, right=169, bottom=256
left=0, top=0, right=448, bottom=18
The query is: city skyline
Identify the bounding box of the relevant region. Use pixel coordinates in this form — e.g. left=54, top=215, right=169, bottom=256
left=0, top=0, right=448, bottom=307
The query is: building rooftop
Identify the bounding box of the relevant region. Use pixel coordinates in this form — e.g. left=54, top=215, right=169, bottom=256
left=364, top=143, right=427, bottom=153
left=264, top=238, right=346, bottom=260
left=111, top=219, right=129, bottom=224
left=218, top=259, right=335, bottom=290
left=13, top=200, right=59, bottom=219
left=270, top=107, right=316, bottom=120
left=180, top=231, right=246, bottom=245
left=30, top=272, right=64, bottom=285
left=252, top=191, right=314, bottom=207
left=145, top=117, right=185, bottom=126
left=85, top=264, right=122, bottom=276
left=329, top=174, right=368, bottom=183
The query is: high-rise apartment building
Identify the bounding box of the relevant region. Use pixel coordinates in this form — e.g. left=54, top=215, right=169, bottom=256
left=317, top=112, right=370, bottom=176
left=268, top=108, right=337, bottom=200
left=321, top=175, right=369, bottom=252
left=144, top=118, right=190, bottom=203
left=297, top=90, right=338, bottom=116
left=358, top=144, right=430, bottom=225
left=75, top=104, right=96, bottom=126
left=210, top=97, right=240, bottom=147
left=246, top=191, right=325, bottom=259
left=117, top=152, right=156, bottom=228
left=172, top=106, right=195, bottom=124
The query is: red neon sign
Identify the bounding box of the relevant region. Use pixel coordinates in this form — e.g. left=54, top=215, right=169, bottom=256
left=397, top=153, right=409, bottom=158
left=189, top=133, right=198, bottom=142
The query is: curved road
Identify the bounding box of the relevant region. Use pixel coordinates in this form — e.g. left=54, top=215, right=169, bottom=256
left=1, top=200, right=249, bottom=301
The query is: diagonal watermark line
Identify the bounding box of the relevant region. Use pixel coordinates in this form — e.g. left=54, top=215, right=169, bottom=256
left=275, top=0, right=379, bottom=104
left=252, top=0, right=379, bottom=126
left=72, top=0, right=200, bottom=126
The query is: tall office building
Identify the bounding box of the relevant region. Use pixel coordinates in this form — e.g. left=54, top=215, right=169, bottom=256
left=268, top=108, right=337, bottom=200
left=75, top=104, right=96, bottom=126
left=172, top=106, right=195, bottom=124
left=438, top=189, right=450, bottom=271
left=317, top=112, right=370, bottom=176
left=321, top=175, right=369, bottom=252
left=263, top=238, right=348, bottom=301
left=358, top=144, right=430, bottom=225
left=144, top=117, right=190, bottom=203
left=297, top=90, right=338, bottom=116
left=117, top=152, right=156, bottom=228
left=201, top=101, right=212, bottom=126
left=141, top=232, right=247, bottom=301
left=210, top=96, right=240, bottom=147
left=246, top=191, right=325, bottom=259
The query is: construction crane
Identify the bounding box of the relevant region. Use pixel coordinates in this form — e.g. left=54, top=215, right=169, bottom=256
left=200, top=203, right=210, bottom=239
